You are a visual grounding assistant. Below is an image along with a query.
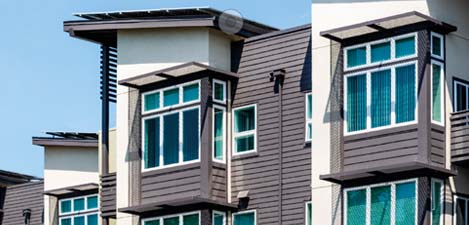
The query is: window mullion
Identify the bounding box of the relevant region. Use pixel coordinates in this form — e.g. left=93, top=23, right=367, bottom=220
left=159, top=116, right=163, bottom=167
left=367, top=72, right=371, bottom=130
left=391, top=68, right=396, bottom=125
left=179, top=111, right=183, bottom=164
left=366, top=187, right=371, bottom=225
left=391, top=184, right=396, bottom=225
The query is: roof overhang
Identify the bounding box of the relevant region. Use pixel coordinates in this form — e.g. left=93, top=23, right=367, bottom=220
left=320, top=161, right=456, bottom=185
left=118, top=61, right=238, bottom=88
left=0, top=170, right=41, bottom=187
left=119, top=196, right=238, bottom=215
left=320, top=11, right=457, bottom=43
left=44, top=183, right=99, bottom=197
left=64, top=7, right=278, bottom=46
left=32, top=137, right=98, bottom=148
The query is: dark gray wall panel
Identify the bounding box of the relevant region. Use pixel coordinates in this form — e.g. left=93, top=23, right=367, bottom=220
left=3, top=181, right=43, bottom=225
left=101, top=173, right=116, bottom=217
left=430, top=124, right=445, bottom=166
left=451, top=110, right=469, bottom=164
left=231, top=25, right=311, bottom=225
left=211, top=164, right=226, bottom=202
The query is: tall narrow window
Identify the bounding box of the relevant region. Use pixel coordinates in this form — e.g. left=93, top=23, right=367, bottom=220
left=213, top=211, right=226, bottom=225
left=455, top=196, right=469, bottom=225
left=183, top=108, right=199, bottom=161
left=431, top=32, right=444, bottom=59
left=233, top=211, right=256, bottom=225
left=395, top=36, right=416, bottom=58
left=431, top=179, right=443, bottom=225
left=144, top=117, right=160, bottom=169
left=432, top=62, right=444, bottom=124
left=454, top=80, right=469, bottom=112
left=233, top=105, right=257, bottom=154
left=346, top=74, right=367, bottom=132
left=371, top=186, right=391, bottom=225
left=306, top=202, right=312, bottom=225
left=395, top=181, right=416, bottom=225
left=347, top=47, right=367, bottom=68
left=306, top=93, right=312, bottom=141
left=163, top=113, right=179, bottom=165
left=371, top=69, right=391, bottom=128
left=213, top=106, right=225, bottom=162
left=395, top=64, right=416, bottom=123
left=346, top=189, right=366, bottom=225
left=213, top=79, right=227, bottom=104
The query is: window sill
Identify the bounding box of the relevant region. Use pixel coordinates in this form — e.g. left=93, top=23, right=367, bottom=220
left=232, top=152, right=259, bottom=161
left=142, top=162, right=200, bottom=176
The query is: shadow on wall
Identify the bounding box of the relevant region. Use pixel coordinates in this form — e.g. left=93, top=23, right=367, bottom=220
left=44, top=147, right=98, bottom=173
left=300, top=35, right=312, bottom=93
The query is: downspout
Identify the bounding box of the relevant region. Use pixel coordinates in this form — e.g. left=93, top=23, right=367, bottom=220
left=271, top=69, right=286, bottom=225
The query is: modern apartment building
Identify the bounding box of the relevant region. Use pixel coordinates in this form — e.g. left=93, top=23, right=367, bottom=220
left=311, top=0, right=469, bottom=225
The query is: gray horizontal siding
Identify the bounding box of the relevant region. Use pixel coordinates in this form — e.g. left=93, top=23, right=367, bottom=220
left=451, top=110, right=469, bottom=163
left=101, top=173, right=116, bottom=217
left=430, top=124, right=445, bottom=166
left=141, top=163, right=201, bottom=204
left=231, top=25, right=311, bottom=225
left=211, top=164, right=226, bottom=202
left=343, top=125, right=420, bottom=171
left=3, top=181, right=44, bottom=225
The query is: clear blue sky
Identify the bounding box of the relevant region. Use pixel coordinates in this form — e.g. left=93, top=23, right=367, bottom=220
left=0, top=0, right=310, bottom=177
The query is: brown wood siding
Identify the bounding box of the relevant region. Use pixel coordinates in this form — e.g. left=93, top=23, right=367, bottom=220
left=451, top=110, right=469, bottom=164
left=343, top=125, right=420, bottom=171
left=141, top=163, right=201, bottom=204
left=3, top=181, right=44, bottom=225
left=231, top=25, right=311, bottom=225
left=101, top=173, right=116, bottom=217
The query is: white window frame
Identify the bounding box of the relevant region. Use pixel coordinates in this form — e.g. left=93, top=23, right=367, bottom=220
left=305, top=93, right=312, bottom=142
left=232, top=104, right=257, bottom=156
left=431, top=32, right=445, bottom=60
left=453, top=80, right=469, bottom=112
left=454, top=195, right=469, bottom=225
left=59, top=194, right=99, bottom=216
left=212, top=210, right=226, bottom=225
left=343, top=178, right=418, bottom=225
left=344, top=61, right=418, bottom=135
left=431, top=179, right=444, bottom=225
left=430, top=60, right=445, bottom=126
left=59, top=214, right=99, bottom=225
left=142, top=211, right=201, bottom=225
left=232, top=210, right=257, bottom=225
left=142, top=80, right=201, bottom=114
left=213, top=105, right=226, bottom=164
left=305, top=201, right=312, bottom=225
left=213, top=79, right=227, bottom=105
left=344, top=32, right=417, bottom=71
left=141, top=105, right=201, bottom=172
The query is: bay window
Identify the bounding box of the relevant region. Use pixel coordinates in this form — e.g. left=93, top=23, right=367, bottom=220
left=213, top=79, right=227, bottom=104
left=233, top=210, right=256, bottom=225
left=431, top=32, right=444, bottom=60
left=59, top=194, right=99, bottom=225
left=213, top=106, right=226, bottom=163
left=431, top=179, right=443, bottom=225
left=233, top=104, right=257, bottom=155
left=143, top=211, right=200, bottom=225
left=345, top=180, right=417, bottom=225
left=431, top=61, right=444, bottom=125
left=455, top=196, right=469, bottom=225
left=345, top=62, right=417, bottom=134
left=213, top=211, right=226, bottom=225
left=142, top=81, right=200, bottom=113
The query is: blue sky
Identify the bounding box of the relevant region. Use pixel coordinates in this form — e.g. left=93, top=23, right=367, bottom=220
left=0, top=0, right=310, bottom=177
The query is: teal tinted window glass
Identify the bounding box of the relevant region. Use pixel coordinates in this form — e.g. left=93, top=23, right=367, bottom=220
left=74, top=198, right=85, bottom=211
left=307, top=94, right=312, bottom=119
left=347, top=47, right=367, bottom=68
left=183, top=83, right=199, bottom=103
left=432, top=35, right=442, bottom=57
left=144, top=118, right=160, bottom=169
left=163, top=88, right=179, bottom=107
left=307, top=123, right=312, bottom=140
left=183, top=213, right=199, bottom=225
left=214, top=108, right=224, bottom=160
left=183, top=109, right=199, bottom=161
left=347, top=189, right=366, bottom=225
left=455, top=83, right=468, bottom=112
left=371, top=42, right=391, bottom=63
left=60, top=200, right=72, bottom=214
left=307, top=203, right=312, bottom=225
left=87, top=196, right=98, bottom=209
left=347, top=74, right=367, bottom=132
left=145, top=220, right=161, bottom=225
left=371, top=69, right=391, bottom=128
left=235, top=135, right=255, bottom=153
left=61, top=218, right=72, bottom=225
left=455, top=198, right=466, bottom=225
left=233, top=212, right=255, bottom=225
left=432, top=181, right=442, bottom=225
left=145, top=92, right=160, bottom=111
left=395, top=182, right=416, bottom=225
left=371, top=186, right=391, bottom=225
left=432, top=64, right=442, bottom=122
left=74, top=216, right=85, bottom=225
left=163, top=216, right=179, bottom=225
left=395, top=37, right=415, bottom=58
left=87, top=214, right=98, bottom=225
left=214, top=213, right=224, bottom=225
left=234, top=107, right=255, bottom=133
left=214, top=82, right=225, bottom=102
left=396, top=65, right=416, bottom=123
left=163, top=113, right=179, bottom=165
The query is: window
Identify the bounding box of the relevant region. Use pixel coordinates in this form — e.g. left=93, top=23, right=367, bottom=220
left=306, top=202, right=312, bottom=225
left=143, top=211, right=200, bottom=225
left=213, top=211, right=226, bottom=225
left=455, top=196, right=469, bottom=225
left=345, top=62, right=417, bottom=134
left=306, top=93, right=312, bottom=142
left=213, top=106, right=226, bottom=163
left=431, top=61, right=444, bottom=125
left=143, top=107, right=200, bottom=170
left=233, top=210, right=256, bottom=225
left=233, top=105, right=257, bottom=155
left=431, top=179, right=443, bottom=225
left=213, top=79, right=227, bottom=104
left=454, top=80, right=469, bottom=112
left=59, top=194, right=99, bottom=225
left=431, top=32, right=444, bottom=60
left=142, top=81, right=200, bottom=113
left=344, top=179, right=417, bottom=225
left=344, top=33, right=417, bottom=70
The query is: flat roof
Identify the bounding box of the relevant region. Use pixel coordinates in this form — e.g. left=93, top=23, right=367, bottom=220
left=32, top=132, right=99, bottom=148
left=119, top=61, right=238, bottom=88
left=64, top=7, right=278, bottom=46
left=0, top=170, right=41, bottom=187
left=321, top=11, right=457, bottom=42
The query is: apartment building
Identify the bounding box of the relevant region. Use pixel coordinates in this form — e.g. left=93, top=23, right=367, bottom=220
left=311, top=0, right=469, bottom=225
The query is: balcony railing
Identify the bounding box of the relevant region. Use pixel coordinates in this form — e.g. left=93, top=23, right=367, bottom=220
left=451, top=110, right=469, bottom=165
